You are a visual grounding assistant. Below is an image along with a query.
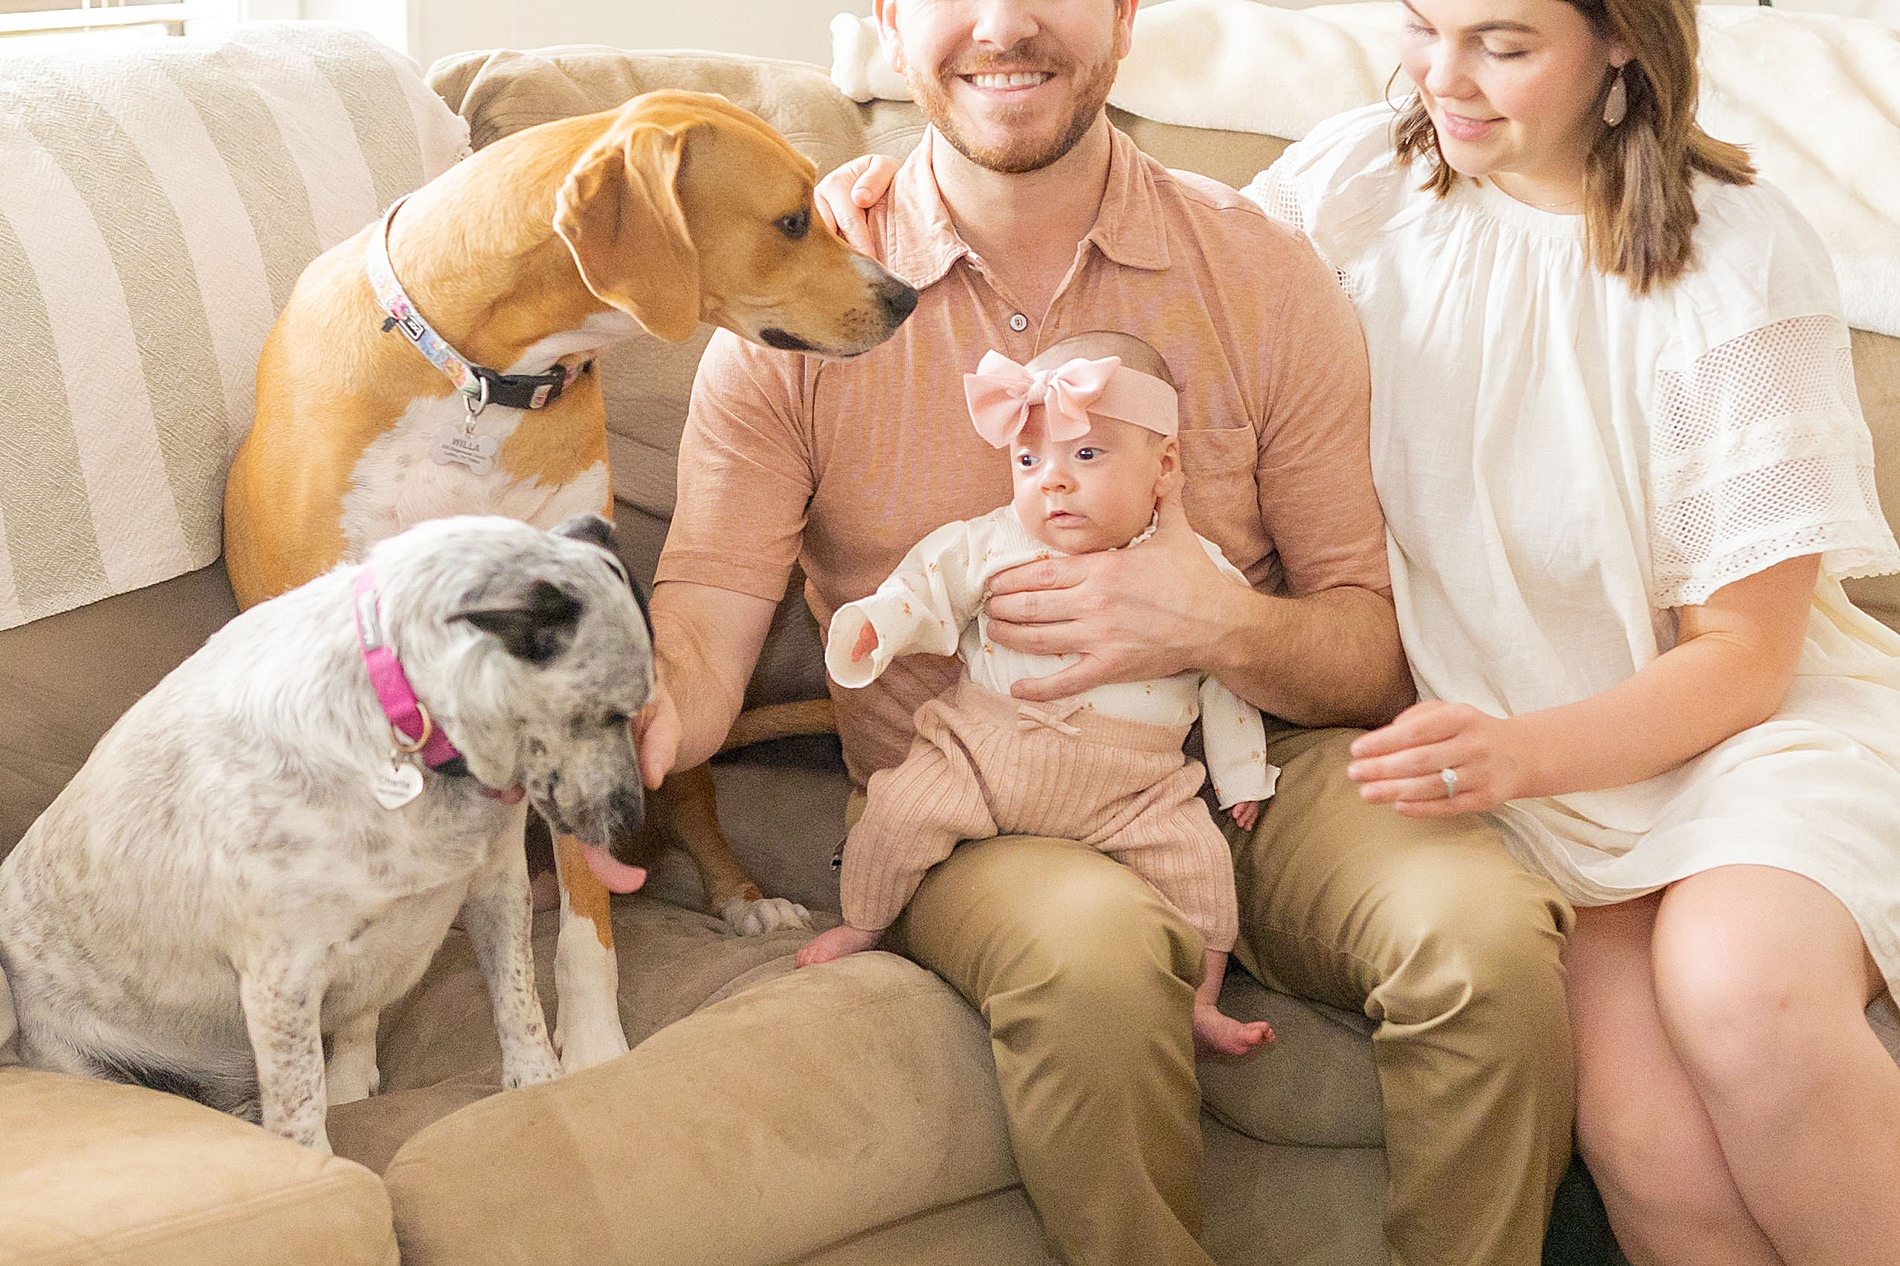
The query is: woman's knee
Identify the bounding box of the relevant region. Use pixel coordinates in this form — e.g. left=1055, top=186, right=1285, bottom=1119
left=1650, top=878, right=1871, bottom=1110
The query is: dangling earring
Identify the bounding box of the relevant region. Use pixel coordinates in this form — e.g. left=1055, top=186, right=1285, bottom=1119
left=1603, top=66, right=1629, bottom=127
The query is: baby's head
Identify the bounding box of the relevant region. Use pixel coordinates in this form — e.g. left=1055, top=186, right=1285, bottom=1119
left=964, top=331, right=1181, bottom=554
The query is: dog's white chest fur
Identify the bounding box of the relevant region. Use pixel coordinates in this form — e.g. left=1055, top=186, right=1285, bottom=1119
left=338, top=394, right=610, bottom=559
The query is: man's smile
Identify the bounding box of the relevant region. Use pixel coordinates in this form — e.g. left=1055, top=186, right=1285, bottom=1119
left=963, top=71, right=1054, bottom=90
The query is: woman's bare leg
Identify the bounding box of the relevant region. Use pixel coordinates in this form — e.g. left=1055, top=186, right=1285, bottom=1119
left=1569, top=892, right=1783, bottom=1266
left=1652, top=865, right=1900, bottom=1263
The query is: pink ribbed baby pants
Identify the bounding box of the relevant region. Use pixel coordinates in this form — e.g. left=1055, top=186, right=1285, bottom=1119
left=841, top=677, right=1239, bottom=952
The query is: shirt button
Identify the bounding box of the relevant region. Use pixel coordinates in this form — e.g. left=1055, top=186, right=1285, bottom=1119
left=1008, top=313, right=1029, bottom=332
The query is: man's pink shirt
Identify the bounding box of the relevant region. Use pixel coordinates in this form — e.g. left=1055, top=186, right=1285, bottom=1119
left=658, top=126, right=1385, bottom=786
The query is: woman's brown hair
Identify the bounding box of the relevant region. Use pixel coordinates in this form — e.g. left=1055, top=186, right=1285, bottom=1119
left=1391, top=0, right=1754, bottom=292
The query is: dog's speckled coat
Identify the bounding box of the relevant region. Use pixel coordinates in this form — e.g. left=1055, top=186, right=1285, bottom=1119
left=0, top=515, right=652, bottom=1152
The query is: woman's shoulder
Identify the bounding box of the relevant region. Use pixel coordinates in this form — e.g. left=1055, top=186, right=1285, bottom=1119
left=1240, top=103, right=1419, bottom=270
left=1666, top=174, right=1845, bottom=352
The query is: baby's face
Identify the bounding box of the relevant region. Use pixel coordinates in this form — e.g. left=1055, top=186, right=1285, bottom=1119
left=1010, top=410, right=1170, bottom=554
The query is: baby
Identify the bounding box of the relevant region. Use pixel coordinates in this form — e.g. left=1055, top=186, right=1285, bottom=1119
left=796, top=331, right=1276, bottom=1057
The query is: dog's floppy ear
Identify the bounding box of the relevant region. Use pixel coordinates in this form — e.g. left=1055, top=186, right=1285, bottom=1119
left=554, top=118, right=701, bottom=343
left=551, top=513, right=651, bottom=630
left=456, top=580, right=583, bottom=665
left=552, top=512, right=617, bottom=555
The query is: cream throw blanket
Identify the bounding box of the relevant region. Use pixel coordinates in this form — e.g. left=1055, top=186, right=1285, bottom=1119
left=0, top=23, right=468, bottom=630
left=831, top=1, right=1900, bottom=337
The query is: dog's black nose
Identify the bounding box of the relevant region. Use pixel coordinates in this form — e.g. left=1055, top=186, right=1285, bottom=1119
left=877, top=278, right=919, bottom=327
left=606, top=783, right=646, bottom=847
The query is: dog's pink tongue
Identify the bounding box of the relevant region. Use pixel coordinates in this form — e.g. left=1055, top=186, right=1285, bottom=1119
left=583, top=845, right=647, bottom=894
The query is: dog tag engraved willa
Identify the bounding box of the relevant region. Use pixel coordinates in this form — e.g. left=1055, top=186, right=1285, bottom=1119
left=432, top=426, right=499, bottom=476
left=373, top=758, right=424, bottom=810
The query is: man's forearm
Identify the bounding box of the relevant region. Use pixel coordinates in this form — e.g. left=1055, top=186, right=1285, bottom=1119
left=1208, top=583, right=1413, bottom=729
left=650, top=580, right=779, bottom=772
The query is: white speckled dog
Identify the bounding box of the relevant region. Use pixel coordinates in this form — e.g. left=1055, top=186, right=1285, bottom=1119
left=0, top=513, right=652, bottom=1153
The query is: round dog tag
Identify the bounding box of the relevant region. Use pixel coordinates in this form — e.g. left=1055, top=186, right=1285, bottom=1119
left=432, top=426, right=499, bottom=476
left=373, top=759, right=424, bottom=810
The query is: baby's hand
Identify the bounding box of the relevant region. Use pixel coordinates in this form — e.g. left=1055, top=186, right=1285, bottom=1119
left=1229, top=800, right=1261, bottom=832
left=852, top=622, right=879, bottom=663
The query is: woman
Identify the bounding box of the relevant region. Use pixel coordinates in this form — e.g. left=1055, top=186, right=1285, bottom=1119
left=818, top=1, right=1900, bottom=1259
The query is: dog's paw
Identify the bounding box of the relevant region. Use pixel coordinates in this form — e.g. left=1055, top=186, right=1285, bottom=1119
left=553, top=1013, right=629, bottom=1074
left=325, top=1053, right=380, bottom=1106
left=720, top=895, right=813, bottom=936
left=503, top=1044, right=563, bottom=1090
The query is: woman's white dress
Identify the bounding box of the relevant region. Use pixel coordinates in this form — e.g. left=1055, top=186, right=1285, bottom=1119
left=1247, top=104, right=1900, bottom=990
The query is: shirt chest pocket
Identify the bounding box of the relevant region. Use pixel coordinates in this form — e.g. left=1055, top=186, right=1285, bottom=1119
left=1177, top=426, right=1266, bottom=563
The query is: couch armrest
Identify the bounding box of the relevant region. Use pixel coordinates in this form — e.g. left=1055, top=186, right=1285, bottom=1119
left=0, top=1068, right=396, bottom=1266
left=382, top=952, right=1014, bottom=1266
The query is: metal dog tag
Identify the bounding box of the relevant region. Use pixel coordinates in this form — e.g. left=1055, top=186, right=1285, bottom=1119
left=372, top=758, right=424, bottom=810
left=432, top=426, right=499, bottom=476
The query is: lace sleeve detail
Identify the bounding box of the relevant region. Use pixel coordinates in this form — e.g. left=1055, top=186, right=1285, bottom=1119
left=1243, top=161, right=1355, bottom=301
left=1649, top=313, right=1900, bottom=606
left=1246, top=162, right=1307, bottom=235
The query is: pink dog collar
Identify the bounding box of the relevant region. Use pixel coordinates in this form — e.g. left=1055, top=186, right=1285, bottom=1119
left=366, top=197, right=586, bottom=414
left=354, top=566, right=462, bottom=769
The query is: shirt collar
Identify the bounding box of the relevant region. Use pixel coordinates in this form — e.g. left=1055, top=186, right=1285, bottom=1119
left=881, top=124, right=1173, bottom=292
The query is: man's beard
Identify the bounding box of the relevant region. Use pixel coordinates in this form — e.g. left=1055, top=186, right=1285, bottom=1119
left=908, top=41, right=1118, bottom=174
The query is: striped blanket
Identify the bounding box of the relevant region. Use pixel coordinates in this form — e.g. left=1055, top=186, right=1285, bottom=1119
left=0, top=22, right=469, bottom=630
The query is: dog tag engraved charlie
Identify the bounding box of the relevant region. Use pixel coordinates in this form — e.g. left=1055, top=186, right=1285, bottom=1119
left=373, top=757, right=424, bottom=810
left=432, top=425, right=499, bottom=476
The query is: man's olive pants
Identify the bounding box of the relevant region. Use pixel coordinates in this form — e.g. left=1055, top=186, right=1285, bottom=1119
left=880, top=727, right=1576, bottom=1266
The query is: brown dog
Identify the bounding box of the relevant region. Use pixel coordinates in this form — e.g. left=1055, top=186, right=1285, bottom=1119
left=224, top=90, right=914, bottom=1070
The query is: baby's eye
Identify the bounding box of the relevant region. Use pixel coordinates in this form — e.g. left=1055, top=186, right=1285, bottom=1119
left=1075, top=447, right=1099, bottom=461
left=1015, top=452, right=1037, bottom=468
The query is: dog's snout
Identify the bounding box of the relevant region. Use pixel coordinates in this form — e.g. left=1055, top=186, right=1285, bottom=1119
left=877, top=277, right=919, bottom=328
left=606, top=784, right=646, bottom=850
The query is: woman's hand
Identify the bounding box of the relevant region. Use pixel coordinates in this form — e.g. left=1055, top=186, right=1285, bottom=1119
left=814, top=154, right=901, bottom=255
left=1346, top=700, right=1536, bottom=817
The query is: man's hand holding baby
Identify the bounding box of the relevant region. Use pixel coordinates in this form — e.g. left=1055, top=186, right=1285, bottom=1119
left=988, top=491, right=1247, bottom=702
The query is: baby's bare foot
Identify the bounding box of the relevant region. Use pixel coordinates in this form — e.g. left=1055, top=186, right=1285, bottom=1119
left=1193, top=1004, right=1274, bottom=1058
left=795, top=924, right=883, bottom=968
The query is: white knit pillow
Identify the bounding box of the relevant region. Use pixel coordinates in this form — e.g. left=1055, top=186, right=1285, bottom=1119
left=0, top=21, right=469, bottom=630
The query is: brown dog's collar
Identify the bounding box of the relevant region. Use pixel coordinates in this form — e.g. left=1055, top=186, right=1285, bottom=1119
left=366, top=197, right=586, bottom=414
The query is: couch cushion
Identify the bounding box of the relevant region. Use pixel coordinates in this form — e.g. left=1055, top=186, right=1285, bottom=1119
left=0, top=22, right=467, bottom=632
left=377, top=951, right=1017, bottom=1266
left=1199, top=971, right=1383, bottom=1149
left=0, top=1067, right=396, bottom=1266
left=1844, top=329, right=1900, bottom=630
left=0, top=561, right=237, bottom=858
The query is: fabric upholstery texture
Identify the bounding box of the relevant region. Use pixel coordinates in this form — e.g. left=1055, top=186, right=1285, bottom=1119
left=0, top=22, right=468, bottom=631
left=0, top=1068, right=397, bottom=1266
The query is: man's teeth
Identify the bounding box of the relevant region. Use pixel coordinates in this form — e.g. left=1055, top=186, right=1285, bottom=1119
left=968, top=72, right=1051, bottom=89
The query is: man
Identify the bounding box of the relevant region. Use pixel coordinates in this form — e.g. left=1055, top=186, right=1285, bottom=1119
left=634, top=1, right=1575, bottom=1262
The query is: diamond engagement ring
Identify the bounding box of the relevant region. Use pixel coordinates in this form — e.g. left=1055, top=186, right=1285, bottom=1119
left=1440, top=767, right=1460, bottom=799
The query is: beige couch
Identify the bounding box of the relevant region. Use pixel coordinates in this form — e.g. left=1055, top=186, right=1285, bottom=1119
left=4, top=26, right=1900, bottom=1266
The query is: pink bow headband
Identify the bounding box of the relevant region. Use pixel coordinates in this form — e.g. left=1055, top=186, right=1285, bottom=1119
left=962, top=350, right=1179, bottom=449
